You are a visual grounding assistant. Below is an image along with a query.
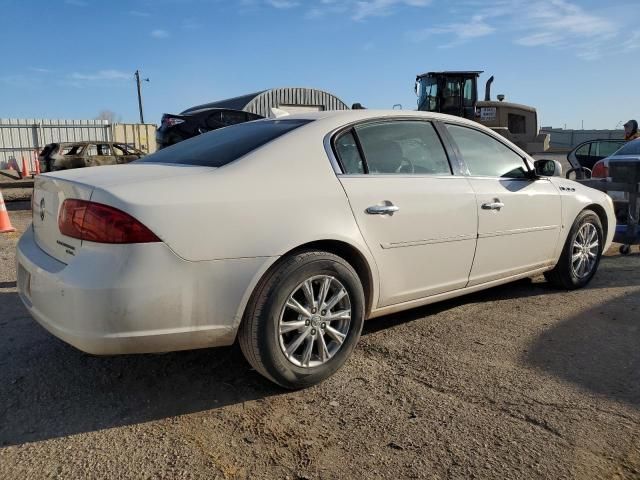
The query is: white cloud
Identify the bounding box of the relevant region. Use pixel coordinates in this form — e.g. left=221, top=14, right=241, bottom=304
left=260, top=0, right=430, bottom=20
left=408, top=14, right=495, bottom=46
left=182, top=19, right=201, bottom=30
left=69, top=70, right=130, bottom=81
left=622, top=32, right=640, bottom=52
left=352, top=0, right=431, bottom=21
left=0, top=74, right=42, bottom=88
left=266, top=0, right=299, bottom=8
left=407, top=0, right=619, bottom=60
left=150, top=29, right=170, bottom=39
left=363, top=41, right=375, bottom=51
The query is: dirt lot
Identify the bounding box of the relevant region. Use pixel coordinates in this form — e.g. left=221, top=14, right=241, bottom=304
left=1, top=202, right=639, bottom=479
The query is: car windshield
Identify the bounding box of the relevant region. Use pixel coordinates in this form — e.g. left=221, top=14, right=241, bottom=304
left=611, top=139, right=640, bottom=157
left=138, top=119, right=311, bottom=167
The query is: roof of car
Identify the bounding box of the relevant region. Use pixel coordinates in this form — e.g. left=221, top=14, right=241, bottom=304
left=276, top=109, right=532, bottom=159
left=181, top=91, right=268, bottom=114
left=179, top=107, right=249, bottom=116
left=271, top=109, right=478, bottom=124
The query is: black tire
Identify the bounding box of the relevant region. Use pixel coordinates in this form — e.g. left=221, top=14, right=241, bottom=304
left=544, top=209, right=603, bottom=289
left=238, top=250, right=365, bottom=389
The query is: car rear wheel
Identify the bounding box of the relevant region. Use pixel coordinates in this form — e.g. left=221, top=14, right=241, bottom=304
left=239, top=250, right=365, bottom=389
left=544, top=209, right=603, bottom=289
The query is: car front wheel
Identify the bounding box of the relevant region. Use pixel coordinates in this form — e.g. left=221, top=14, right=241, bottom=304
left=239, top=250, right=365, bottom=389
left=544, top=209, right=603, bottom=289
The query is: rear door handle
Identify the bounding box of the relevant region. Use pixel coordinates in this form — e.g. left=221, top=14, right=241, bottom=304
left=366, top=203, right=399, bottom=216
left=481, top=201, right=505, bottom=210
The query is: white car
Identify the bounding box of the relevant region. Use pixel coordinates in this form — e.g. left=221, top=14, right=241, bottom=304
left=16, top=110, right=615, bottom=389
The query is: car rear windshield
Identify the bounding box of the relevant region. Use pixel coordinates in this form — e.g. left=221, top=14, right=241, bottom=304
left=612, top=140, right=640, bottom=156
left=137, top=119, right=311, bottom=167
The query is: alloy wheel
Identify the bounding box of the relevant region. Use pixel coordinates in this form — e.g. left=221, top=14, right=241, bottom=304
left=278, top=275, right=352, bottom=368
left=571, top=222, right=599, bottom=279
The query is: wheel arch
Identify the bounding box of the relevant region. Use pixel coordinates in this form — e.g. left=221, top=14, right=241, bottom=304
left=585, top=203, right=609, bottom=241
left=288, top=240, right=375, bottom=318
left=235, top=239, right=377, bottom=332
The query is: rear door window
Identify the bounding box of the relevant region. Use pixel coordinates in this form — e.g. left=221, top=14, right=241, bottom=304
left=575, top=143, right=591, bottom=157
left=353, top=121, right=451, bottom=175
left=335, top=131, right=364, bottom=174
left=113, top=144, right=131, bottom=156
left=137, top=119, right=311, bottom=167
left=598, top=140, right=626, bottom=157
left=96, top=144, right=112, bottom=156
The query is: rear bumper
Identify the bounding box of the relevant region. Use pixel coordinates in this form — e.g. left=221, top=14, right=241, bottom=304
left=16, top=227, right=271, bottom=355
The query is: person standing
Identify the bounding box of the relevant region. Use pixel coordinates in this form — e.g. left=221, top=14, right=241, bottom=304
left=624, top=120, right=640, bottom=141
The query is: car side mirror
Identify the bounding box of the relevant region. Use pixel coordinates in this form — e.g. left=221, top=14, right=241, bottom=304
left=534, top=159, right=563, bottom=177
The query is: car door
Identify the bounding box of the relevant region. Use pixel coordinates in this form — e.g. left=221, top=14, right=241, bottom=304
left=62, top=144, right=87, bottom=169
left=335, top=119, right=478, bottom=307
left=93, top=143, right=117, bottom=166
left=568, top=140, right=626, bottom=170
left=113, top=144, right=137, bottom=164
left=444, top=123, right=562, bottom=286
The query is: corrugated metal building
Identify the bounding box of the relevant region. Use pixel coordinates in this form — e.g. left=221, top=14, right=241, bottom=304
left=182, top=87, right=350, bottom=117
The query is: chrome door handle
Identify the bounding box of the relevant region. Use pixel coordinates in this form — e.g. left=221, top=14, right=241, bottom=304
left=481, top=201, right=505, bottom=210
left=366, top=203, right=399, bottom=216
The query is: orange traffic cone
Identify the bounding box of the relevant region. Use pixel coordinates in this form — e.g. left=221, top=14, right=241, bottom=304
left=0, top=190, right=16, bottom=233
left=21, top=156, right=29, bottom=179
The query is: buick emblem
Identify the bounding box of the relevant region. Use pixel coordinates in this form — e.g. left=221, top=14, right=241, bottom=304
left=39, top=198, right=45, bottom=221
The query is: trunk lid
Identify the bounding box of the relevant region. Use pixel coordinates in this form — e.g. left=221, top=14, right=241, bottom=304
left=32, top=175, right=93, bottom=263
left=32, top=164, right=214, bottom=263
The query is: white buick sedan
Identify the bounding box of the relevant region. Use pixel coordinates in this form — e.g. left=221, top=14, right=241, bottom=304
left=17, top=110, right=615, bottom=389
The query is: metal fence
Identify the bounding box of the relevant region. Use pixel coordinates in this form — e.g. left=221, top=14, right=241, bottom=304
left=0, top=118, right=157, bottom=170
left=540, top=128, right=625, bottom=151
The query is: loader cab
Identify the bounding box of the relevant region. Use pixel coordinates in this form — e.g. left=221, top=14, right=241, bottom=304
left=416, top=71, right=481, bottom=120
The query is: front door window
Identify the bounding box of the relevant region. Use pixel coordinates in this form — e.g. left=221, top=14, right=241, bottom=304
left=445, top=124, right=529, bottom=178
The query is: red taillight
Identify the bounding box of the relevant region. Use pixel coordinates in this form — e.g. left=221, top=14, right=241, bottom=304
left=58, top=199, right=160, bottom=244
left=592, top=162, right=608, bottom=178
left=162, top=116, right=184, bottom=127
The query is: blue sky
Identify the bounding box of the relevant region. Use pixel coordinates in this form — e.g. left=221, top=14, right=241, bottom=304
left=1, top=0, right=637, bottom=129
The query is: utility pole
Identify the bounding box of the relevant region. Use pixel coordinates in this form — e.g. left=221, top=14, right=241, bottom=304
left=134, top=70, right=149, bottom=124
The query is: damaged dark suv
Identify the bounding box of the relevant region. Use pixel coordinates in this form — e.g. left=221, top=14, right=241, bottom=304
left=156, top=108, right=263, bottom=149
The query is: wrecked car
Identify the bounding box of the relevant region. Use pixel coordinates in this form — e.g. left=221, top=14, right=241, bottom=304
left=38, top=142, right=146, bottom=172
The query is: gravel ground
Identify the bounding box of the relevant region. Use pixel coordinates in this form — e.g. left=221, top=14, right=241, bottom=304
left=1, top=203, right=639, bottom=479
